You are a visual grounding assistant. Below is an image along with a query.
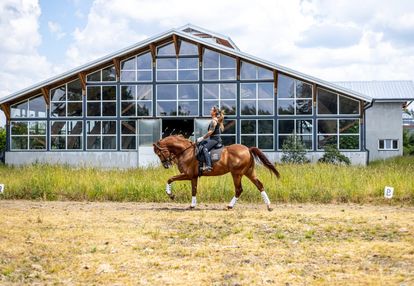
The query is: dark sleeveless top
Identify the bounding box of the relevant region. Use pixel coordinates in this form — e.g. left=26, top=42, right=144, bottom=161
left=208, top=120, right=222, bottom=142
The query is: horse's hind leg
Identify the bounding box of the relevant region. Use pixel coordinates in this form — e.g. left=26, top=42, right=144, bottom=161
left=246, top=169, right=273, bottom=211
left=228, top=173, right=243, bottom=210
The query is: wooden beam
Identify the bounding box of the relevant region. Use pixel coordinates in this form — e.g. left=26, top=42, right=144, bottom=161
left=236, top=57, right=241, bottom=80
left=78, top=72, right=86, bottom=95
left=149, top=43, right=156, bottom=64
left=112, top=58, right=120, bottom=79
left=360, top=101, right=364, bottom=120
left=0, top=103, right=10, bottom=121
left=172, top=34, right=180, bottom=57
left=313, top=83, right=317, bottom=107
left=198, top=43, right=203, bottom=66
left=40, top=87, right=50, bottom=106
left=273, top=70, right=278, bottom=97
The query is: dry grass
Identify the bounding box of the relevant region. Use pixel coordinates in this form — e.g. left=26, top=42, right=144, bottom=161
left=0, top=201, right=413, bottom=285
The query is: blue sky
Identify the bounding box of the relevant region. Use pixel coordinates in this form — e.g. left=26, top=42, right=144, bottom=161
left=1, top=0, right=414, bottom=126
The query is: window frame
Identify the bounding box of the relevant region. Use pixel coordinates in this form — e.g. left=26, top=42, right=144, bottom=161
left=85, top=120, right=117, bottom=150
left=277, top=75, right=313, bottom=116
left=240, top=119, right=275, bottom=151
left=50, top=120, right=83, bottom=151
left=86, top=64, right=117, bottom=83
left=317, top=87, right=361, bottom=116
left=378, top=139, right=399, bottom=151
left=10, top=94, right=47, bottom=119
left=120, top=51, right=153, bottom=83
left=86, top=85, right=118, bottom=117
left=156, top=84, right=199, bottom=117
left=156, top=57, right=199, bottom=82
left=202, top=48, right=237, bottom=81
left=50, top=79, right=83, bottom=118
left=277, top=119, right=313, bottom=151
left=120, top=84, right=153, bottom=117
left=202, top=83, right=237, bottom=116
left=10, top=120, right=47, bottom=151
left=240, top=82, right=274, bottom=116
left=316, top=118, right=361, bottom=151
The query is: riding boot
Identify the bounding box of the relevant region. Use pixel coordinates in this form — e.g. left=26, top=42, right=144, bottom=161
left=202, top=147, right=213, bottom=173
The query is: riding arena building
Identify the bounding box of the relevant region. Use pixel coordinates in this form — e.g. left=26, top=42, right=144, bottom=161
left=1, top=24, right=414, bottom=167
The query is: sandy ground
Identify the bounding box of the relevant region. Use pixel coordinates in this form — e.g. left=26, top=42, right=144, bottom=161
left=0, top=200, right=413, bottom=285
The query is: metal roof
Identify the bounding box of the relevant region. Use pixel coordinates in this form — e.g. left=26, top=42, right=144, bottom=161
left=0, top=24, right=373, bottom=105
left=334, top=81, right=414, bottom=102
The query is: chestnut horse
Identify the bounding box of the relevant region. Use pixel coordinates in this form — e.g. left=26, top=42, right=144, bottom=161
left=153, top=135, right=280, bottom=211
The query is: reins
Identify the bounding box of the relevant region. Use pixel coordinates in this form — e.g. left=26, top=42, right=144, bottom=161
left=154, top=140, right=195, bottom=165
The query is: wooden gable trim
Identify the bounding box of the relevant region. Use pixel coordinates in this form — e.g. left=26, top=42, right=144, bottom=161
left=112, top=58, right=121, bottom=79
left=198, top=43, right=203, bottom=65
left=313, top=83, right=317, bottom=107
left=172, top=34, right=180, bottom=57
left=40, top=87, right=50, bottom=106
left=236, top=57, right=241, bottom=80
left=0, top=103, right=10, bottom=121
left=77, top=72, right=86, bottom=95
left=274, top=70, right=278, bottom=97
left=149, top=43, right=156, bottom=64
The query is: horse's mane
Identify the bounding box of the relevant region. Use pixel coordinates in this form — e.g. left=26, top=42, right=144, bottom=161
left=162, top=134, right=193, bottom=144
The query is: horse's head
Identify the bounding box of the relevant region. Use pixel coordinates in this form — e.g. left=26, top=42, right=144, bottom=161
left=153, top=139, right=174, bottom=169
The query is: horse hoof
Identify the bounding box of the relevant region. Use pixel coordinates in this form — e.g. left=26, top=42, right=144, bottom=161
left=189, top=205, right=195, bottom=210
left=267, top=206, right=273, bottom=212
left=227, top=206, right=233, bottom=210
left=169, top=194, right=175, bottom=200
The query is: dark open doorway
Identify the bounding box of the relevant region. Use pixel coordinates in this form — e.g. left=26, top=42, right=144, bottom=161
left=162, top=119, right=194, bottom=139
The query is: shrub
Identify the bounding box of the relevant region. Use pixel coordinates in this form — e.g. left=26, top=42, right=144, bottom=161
left=281, top=136, right=310, bottom=164
left=403, top=129, right=414, bottom=156
left=318, top=145, right=351, bottom=165
left=0, top=127, right=5, bottom=151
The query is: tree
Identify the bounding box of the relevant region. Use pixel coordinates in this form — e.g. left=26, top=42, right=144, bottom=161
left=318, top=145, right=351, bottom=165
left=0, top=127, right=5, bottom=151
left=403, top=129, right=414, bottom=156
left=281, top=136, right=310, bottom=164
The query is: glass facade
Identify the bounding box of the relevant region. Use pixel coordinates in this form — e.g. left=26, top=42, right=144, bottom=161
left=7, top=40, right=364, bottom=154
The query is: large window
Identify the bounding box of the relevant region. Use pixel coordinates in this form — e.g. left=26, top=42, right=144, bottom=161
left=156, top=84, right=198, bottom=116
left=194, top=119, right=237, bottom=145
left=277, top=74, right=313, bottom=116
left=121, top=85, right=152, bottom=117
left=10, top=121, right=46, bottom=150
left=10, top=95, right=46, bottom=118
left=278, top=119, right=313, bottom=150
left=203, top=49, right=236, bottom=81
left=50, top=79, right=83, bottom=117
left=50, top=121, right=83, bottom=150
left=156, top=58, right=199, bottom=81
left=120, top=52, right=153, bottom=82
left=203, top=83, right=236, bottom=116
left=157, top=42, right=175, bottom=56
left=317, top=88, right=360, bottom=115
left=86, top=65, right=116, bottom=82
left=121, top=120, right=137, bottom=150
left=87, top=86, right=117, bottom=117
left=179, top=40, right=198, bottom=56
left=138, top=119, right=161, bottom=146
left=317, top=119, right=360, bottom=150
left=86, top=120, right=117, bottom=150
left=240, top=61, right=273, bottom=80
left=240, top=83, right=274, bottom=115
left=241, top=119, right=274, bottom=150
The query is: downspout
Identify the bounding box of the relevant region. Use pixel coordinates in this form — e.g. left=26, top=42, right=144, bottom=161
left=363, top=99, right=375, bottom=165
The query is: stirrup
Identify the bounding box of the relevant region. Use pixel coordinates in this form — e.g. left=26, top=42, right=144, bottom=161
left=202, top=166, right=212, bottom=173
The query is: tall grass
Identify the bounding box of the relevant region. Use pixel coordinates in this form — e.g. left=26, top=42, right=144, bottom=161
left=0, top=156, right=413, bottom=204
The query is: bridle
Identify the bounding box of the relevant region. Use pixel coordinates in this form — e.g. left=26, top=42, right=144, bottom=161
left=154, top=140, right=195, bottom=168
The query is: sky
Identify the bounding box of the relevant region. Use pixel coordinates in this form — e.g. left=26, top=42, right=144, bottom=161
left=1, top=0, right=414, bottom=127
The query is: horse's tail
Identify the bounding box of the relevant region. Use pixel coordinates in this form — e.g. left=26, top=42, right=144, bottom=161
left=249, top=147, right=280, bottom=179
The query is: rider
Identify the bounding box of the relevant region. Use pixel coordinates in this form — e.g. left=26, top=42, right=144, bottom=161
left=197, top=106, right=224, bottom=173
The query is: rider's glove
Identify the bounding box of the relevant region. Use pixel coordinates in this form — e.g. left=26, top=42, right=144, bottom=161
left=197, top=137, right=204, bottom=143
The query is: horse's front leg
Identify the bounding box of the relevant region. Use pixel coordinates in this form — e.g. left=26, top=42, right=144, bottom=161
left=165, top=173, right=190, bottom=200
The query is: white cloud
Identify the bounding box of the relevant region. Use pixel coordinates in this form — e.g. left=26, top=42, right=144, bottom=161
left=0, top=0, right=57, bottom=126
left=48, top=21, right=66, bottom=39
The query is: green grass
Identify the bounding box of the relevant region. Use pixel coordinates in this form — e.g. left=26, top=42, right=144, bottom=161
left=0, top=156, right=413, bottom=204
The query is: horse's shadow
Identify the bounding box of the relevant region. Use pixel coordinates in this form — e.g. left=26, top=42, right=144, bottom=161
left=142, top=206, right=229, bottom=212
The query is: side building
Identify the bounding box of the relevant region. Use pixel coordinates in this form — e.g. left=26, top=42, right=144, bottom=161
left=0, top=24, right=413, bottom=167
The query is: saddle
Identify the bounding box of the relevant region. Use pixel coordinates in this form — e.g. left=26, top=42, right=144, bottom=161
left=196, top=143, right=224, bottom=174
